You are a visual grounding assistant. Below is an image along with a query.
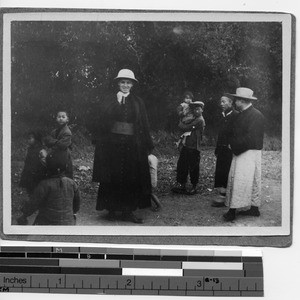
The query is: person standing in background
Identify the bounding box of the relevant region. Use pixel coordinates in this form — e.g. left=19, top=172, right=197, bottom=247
left=212, top=95, right=238, bottom=207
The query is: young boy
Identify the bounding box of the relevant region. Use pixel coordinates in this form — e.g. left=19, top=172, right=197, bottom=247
left=177, top=91, right=195, bottom=124
left=19, top=131, right=47, bottom=196
left=172, top=101, right=205, bottom=195
left=175, top=100, right=205, bottom=149
left=17, top=151, right=80, bottom=225
left=43, top=110, right=73, bottom=178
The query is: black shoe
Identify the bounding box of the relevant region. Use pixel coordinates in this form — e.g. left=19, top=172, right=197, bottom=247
left=211, top=201, right=225, bottom=207
left=188, top=186, right=198, bottom=195
left=171, top=184, right=187, bottom=194
left=239, top=206, right=260, bottom=216
left=223, top=209, right=236, bottom=222
left=121, top=212, right=144, bottom=224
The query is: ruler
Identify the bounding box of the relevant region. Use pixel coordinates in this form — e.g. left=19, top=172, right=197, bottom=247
left=0, top=246, right=263, bottom=296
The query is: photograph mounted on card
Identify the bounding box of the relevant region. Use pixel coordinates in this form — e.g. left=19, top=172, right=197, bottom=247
left=0, top=9, right=294, bottom=246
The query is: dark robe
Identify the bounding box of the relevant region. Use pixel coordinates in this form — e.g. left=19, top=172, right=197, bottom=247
left=230, top=105, right=265, bottom=156
left=92, top=92, right=153, bottom=212
left=19, top=142, right=47, bottom=194
left=214, top=108, right=239, bottom=188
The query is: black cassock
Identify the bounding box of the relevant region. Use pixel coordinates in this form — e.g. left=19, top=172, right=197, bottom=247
left=92, top=92, right=153, bottom=212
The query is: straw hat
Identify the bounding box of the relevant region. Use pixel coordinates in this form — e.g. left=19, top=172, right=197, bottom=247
left=226, top=87, right=257, bottom=101
left=114, top=69, right=138, bottom=83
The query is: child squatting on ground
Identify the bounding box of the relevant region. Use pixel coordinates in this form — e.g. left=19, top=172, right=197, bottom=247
left=19, top=131, right=47, bottom=196
left=43, top=110, right=73, bottom=179
left=172, top=100, right=206, bottom=195
left=17, top=151, right=81, bottom=225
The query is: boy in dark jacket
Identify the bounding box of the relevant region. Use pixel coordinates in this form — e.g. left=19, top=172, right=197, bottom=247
left=43, top=110, right=73, bottom=179
left=17, top=151, right=80, bottom=225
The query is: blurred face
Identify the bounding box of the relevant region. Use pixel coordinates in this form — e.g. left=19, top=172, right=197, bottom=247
left=193, top=107, right=203, bottom=117
left=220, top=96, right=232, bottom=112
left=234, top=99, right=244, bottom=111
left=56, top=111, right=69, bottom=126
left=184, top=94, right=193, bottom=104
left=118, top=79, right=133, bottom=93
left=28, top=134, right=35, bottom=145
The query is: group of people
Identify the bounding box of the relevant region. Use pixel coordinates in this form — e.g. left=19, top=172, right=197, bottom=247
left=17, top=68, right=265, bottom=225
left=18, top=110, right=80, bottom=225
left=172, top=87, right=265, bottom=222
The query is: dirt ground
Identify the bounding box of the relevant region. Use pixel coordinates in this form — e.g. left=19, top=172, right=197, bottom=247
left=10, top=150, right=282, bottom=227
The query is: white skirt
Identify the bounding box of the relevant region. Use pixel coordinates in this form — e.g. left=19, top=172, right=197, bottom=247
left=225, top=150, right=262, bottom=209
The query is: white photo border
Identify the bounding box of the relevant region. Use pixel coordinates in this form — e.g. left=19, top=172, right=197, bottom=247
left=2, top=10, right=293, bottom=238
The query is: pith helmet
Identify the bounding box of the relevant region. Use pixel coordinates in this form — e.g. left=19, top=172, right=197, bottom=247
left=114, top=69, right=138, bottom=83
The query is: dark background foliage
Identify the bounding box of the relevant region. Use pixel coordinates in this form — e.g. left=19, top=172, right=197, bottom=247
left=11, top=21, right=282, bottom=141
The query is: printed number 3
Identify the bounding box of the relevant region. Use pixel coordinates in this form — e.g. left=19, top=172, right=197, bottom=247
left=197, top=280, right=202, bottom=287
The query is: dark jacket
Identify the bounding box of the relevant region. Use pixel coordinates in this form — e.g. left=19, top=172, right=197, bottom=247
left=215, top=108, right=239, bottom=155
left=178, top=116, right=205, bottom=151
left=22, top=175, right=80, bottom=225
left=19, top=142, right=46, bottom=193
left=44, top=124, right=73, bottom=178
left=230, top=105, right=265, bottom=156
left=92, top=92, right=153, bottom=185
left=44, top=124, right=72, bottom=151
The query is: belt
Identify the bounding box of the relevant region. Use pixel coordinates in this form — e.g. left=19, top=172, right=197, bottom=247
left=111, top=122, right=134, bottom=135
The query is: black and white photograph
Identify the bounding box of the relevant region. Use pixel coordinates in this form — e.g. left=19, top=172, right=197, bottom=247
left=1, top=10, right=293, bottom=241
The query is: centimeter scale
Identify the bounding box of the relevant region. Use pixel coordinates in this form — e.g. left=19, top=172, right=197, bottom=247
left=0, top=246, right=263, bottom=297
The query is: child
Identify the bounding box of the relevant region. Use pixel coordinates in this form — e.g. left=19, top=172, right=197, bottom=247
left=176, top=91, right=195, bottom=124
left=17, top=151, right=80, bottom=225
left=19, top=131, right=47, bottom=196
left=175, top=100, right=205, bottom=149
left=172, top=101, right=206, bottom=195
left=43, top=110, right=73, bottom=179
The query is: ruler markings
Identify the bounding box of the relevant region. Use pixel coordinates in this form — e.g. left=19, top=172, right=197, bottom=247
left=0, top=247, right=263, bottom=296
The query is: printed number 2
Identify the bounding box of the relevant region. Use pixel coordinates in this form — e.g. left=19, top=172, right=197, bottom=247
left=126, top=279, right=132, bottom=286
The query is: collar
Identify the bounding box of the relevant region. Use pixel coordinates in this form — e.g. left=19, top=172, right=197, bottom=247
left=222, top=109, right=233, bottom=117
left=240, top=103, right=252, bottom=112
left=117, top=91, right=130, bottom=104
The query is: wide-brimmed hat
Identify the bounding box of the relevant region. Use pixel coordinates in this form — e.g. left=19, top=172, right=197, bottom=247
left=190, top=101, right=205, bottom=108
left=114, top=69, right=138, bottom=83
left=226, top=87, right=257, bottom=101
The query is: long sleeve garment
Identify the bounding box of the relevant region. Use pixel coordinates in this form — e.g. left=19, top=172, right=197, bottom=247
left=22, top=176, right=80, bottom=225
left=44, top=124, right=73, bottom=178
left=229, top=105, right=265, bottom=156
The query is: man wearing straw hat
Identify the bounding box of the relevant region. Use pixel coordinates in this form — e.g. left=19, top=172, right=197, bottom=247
left=223, top=87, right=265, bottom=222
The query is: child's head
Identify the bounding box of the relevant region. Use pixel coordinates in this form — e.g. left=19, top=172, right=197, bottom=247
left=56, top=111, right=69, bottom=126
left=46, top=151, right=68, bottom=176
left=190, top=101, right=204, bottom=117
left=183, top=91, right=194, bottom=104
left=27, top=131, right=42, bottom=145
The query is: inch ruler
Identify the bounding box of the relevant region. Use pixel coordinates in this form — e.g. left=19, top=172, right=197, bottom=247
left=0, top=246, right=263, bottom=297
